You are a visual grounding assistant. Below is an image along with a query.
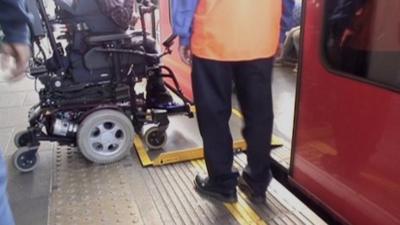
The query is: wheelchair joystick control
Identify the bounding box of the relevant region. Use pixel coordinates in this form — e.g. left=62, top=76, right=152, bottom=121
left=163, top=34, right=177, bottom=49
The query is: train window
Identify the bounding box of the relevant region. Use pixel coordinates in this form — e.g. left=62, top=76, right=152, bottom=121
left=323, top=0, right=400, bottom=90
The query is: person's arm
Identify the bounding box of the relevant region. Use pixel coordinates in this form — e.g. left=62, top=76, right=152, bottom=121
left=171, top=0, right=198, bottom=47
left=171, top=0, right=198, bottom=65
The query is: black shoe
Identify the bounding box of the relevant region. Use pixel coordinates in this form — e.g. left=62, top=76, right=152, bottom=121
left=238, top=175, right=266, bottom=204
left=194, top=174, right=238, bottom=203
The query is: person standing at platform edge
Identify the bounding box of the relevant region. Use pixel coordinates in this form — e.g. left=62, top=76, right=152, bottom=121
left=0, top=0, right=31, bottom=224
left=172, top=0, right=281, bottom=203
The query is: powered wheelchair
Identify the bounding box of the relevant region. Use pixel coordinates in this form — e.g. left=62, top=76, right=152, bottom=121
left=12, top=0, right=192, bottom=172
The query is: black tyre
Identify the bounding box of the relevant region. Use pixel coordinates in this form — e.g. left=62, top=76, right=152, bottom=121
left=143, top=126, right=167, bottom=150
left=13, top=147, right=39, bottom=173
left=14, top=131, right=32, bottom=148
left=77, top=109, right=134, bottom=164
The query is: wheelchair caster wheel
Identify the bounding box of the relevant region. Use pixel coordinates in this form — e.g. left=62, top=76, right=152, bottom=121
left=13, top=147, right=39, bottom=173
left=143, top=126, right=167, bottom=150
left=14, top=130, right=33, bottom=148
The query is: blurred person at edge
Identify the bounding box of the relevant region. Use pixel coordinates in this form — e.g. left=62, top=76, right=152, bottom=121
left=0, top=0, right=31, bottom=225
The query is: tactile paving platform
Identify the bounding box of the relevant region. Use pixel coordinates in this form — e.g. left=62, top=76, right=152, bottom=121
left=48, top=147, right=143, bottom=225
left=234, top=154, right=325, bottom=225
left=140, top=162, right=239, bottom=225
left=48, top=145, right=326, bottom=225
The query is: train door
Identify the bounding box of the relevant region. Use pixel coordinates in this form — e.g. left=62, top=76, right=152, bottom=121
left=291, top=0, right=400, bottom=224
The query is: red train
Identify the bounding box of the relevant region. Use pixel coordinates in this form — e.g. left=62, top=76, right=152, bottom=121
left=158, top=1, right=400, bottom=225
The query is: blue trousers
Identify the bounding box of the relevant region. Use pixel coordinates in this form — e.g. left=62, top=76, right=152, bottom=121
left=0, top=151, right=14, bottom=225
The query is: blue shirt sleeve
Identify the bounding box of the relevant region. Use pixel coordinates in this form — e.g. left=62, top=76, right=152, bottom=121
left=171, top=0, right=199, bottom=47
left=0, top=0, right=31, bottom=44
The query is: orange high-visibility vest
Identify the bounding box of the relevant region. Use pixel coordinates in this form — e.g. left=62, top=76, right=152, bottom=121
left=191, top=0, right=282, bottom=61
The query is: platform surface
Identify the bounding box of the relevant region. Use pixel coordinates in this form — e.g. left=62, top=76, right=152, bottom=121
left=0, top=1, right=301, bottom=223
left=45, top=147, right=326, bottom=225
left=1, top=62, right=307, bottom=224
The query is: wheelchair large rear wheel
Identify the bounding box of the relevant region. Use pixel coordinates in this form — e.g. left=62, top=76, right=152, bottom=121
left=77, top=109, right=134, bottom=164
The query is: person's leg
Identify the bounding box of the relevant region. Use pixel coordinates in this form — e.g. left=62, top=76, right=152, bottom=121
left=146, top=70, right=174, bottom=107
left=281, top=28, right=296, bottom=60
left=292, top=27, right=301, bottom=73
left=0, top=151, right=15, bottom=225
left=233, top=58, right=274, bottom=200
left=191, top=55, right=238, bottom=196
left=276, top=27, right=298, bottom=67
left=292, top=26, right=301, bottom=58
left=144, top=38, right=175, bottom=108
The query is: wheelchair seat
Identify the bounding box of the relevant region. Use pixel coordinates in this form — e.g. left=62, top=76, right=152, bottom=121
left=51, top=0, right=159, bottom=84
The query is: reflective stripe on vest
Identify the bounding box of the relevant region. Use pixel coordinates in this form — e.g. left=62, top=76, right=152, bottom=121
left=191, top=0, right=282, bottom=61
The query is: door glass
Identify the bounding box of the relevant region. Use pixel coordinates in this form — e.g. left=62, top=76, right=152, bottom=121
left=323, top=0, right=400, bottom=90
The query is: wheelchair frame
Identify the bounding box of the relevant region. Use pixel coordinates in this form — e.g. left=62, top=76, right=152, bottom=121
left=13, top=0, right=192, bottom=172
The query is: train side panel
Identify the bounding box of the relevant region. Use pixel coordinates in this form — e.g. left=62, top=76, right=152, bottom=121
left=292, top=1, right=400, bottom=225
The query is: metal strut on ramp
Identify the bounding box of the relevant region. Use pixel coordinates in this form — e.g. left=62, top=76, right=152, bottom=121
left=134, top=108, right=284, bottom=167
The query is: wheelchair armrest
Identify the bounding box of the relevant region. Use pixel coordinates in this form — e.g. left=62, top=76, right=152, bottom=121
left=86, top=30, right=144, bottom=45
left=83, top=47, right=160, bottom=70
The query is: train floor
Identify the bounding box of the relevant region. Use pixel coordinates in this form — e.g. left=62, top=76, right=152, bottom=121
left=0, top=66, right=324, bottom=225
